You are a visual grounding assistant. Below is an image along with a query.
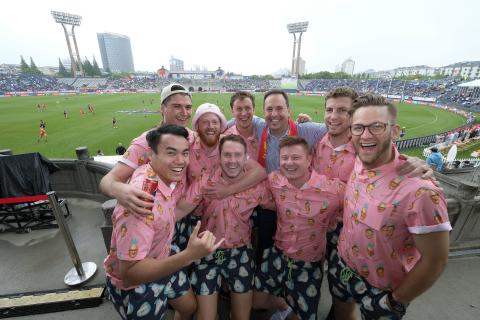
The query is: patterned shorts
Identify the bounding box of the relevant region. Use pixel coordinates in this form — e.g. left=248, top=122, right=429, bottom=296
left=106, top=247, right=191, bottom=319
left=191, top=246, right=255, bottom=295
left=254, top=246, right=323, bottom=320
left=173, top=214, right=200, bottom=251
left=328, top=252, right=406, bottom=320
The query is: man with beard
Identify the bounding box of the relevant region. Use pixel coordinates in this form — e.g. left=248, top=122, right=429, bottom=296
left=312, top=87, right=437, bottom=319
left=176, top=135, right=273, bottom=320
left=188, top=102, right=266, bottom=184
left=329, top=95, right=450, bottom=320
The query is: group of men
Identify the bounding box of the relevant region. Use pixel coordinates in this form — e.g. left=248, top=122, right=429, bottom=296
left=100, top=83, right=451, bottom=320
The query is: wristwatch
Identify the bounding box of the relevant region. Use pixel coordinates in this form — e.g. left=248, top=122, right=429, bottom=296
left=387, top=292, right=409, bottom=316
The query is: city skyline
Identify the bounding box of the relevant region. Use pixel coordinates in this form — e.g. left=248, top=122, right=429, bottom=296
left=0, top=0, right=478, bottom=75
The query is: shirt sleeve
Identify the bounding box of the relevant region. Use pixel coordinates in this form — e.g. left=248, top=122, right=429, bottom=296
left=251, top=116, right=266, bottom=141
left=119, top=142, right=149, bottom=170
left=328, top=180, right=346, bottom=230
left=258, top=180, right=276, bottom=211
left=183, top=178, right=204, bottom=216
left=297, top=122, right=327, bottom=149
left=405, top=186, right=452, bottom=234
left=114, top=208, right=154, bottom=261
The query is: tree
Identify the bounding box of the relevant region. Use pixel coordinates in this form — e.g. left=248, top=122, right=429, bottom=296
left=20, top=56, right=31, bottom=73
left=83, top=57, right=94, bottom=76
left=29, top=57, right=41, bottom=74
left=92, top=58, right=102, bottom=76
left=57, top=58, right=71, bottom=77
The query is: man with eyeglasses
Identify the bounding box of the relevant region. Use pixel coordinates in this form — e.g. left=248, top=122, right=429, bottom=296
left=312, top=87, right=434, bottom=320
left=329, top=94, right=451, bottom=320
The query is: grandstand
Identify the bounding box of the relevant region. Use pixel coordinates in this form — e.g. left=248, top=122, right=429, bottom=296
left=1, top=74, right=479, bottom=111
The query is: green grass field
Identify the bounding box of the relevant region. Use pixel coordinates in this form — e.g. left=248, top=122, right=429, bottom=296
left=0, top=93, right=468, bottom=158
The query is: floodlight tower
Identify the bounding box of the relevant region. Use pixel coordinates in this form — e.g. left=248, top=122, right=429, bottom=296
left=287, top=21, right=308, bottom=77
left=51, top=11, right=84, bottom=77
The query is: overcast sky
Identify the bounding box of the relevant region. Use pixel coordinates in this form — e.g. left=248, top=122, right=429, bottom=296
left=1, top=0, right=478, bottom=75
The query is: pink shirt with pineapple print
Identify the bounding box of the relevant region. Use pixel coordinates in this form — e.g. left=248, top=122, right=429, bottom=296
left=338, top=146, right=451, bottom=290
left=104, top=164, right=178, bottom=290
left=312, top=134, right=356, bottom=183
left=187, top=136, right=220, bottom=183
left=268, top=170, right=345, bottom=262
left=184, top=167, right=273, bottom=249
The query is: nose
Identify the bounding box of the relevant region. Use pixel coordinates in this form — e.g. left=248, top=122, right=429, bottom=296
left=175, top=153, right=185, bottom=164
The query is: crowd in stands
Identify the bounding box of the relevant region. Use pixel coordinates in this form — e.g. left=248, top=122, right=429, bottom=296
left=0, top=74, right=73, bottom=92
left=303, top=78, right=462, bottom=99
left=1, top=74, right=479, bottom=111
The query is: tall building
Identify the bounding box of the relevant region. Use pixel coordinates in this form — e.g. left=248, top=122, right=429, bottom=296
left=341, top=57, right=355, bottom=75
left=170, top=56, right=184, bottom=72
left=97, top=33, right=135, bottom=73
left=293, top=57, right=306, bottom=76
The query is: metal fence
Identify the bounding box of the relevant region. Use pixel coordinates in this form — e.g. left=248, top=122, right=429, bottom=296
left=395, top=119, right=475, bottom=151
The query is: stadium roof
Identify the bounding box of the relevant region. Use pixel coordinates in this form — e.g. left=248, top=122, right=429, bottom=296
left=458, top=79, right=480, bottom=88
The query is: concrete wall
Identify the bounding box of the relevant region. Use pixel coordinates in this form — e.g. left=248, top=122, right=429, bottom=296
left=50, top=159, right=112, bottom=203
left=49, top=158, right=480, bottom=252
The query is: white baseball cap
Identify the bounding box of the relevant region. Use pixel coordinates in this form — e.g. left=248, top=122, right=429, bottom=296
left=160, top=83, right=191, bottom=105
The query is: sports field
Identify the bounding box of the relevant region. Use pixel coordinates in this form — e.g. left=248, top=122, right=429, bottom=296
left=0, top=93, right=467, bottom=158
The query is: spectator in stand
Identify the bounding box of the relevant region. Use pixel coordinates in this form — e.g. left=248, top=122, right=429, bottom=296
left=115, top=143, right=126, bottom=155
left=426, top=147, right=444, bottom=172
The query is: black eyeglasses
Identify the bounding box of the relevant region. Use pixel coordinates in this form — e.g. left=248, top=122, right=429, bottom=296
left=350, top=122, right=394, bottom=136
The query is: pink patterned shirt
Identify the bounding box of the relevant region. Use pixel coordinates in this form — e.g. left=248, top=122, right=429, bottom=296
left=312, top=134, right=356, bottom=183
left=224, top=125, right=259, bottom=161
left=338, top=147, right=452, bottom=290
left=185, top=168, right=273, bottom=248
left=268, top=170, right=345, bottom=262
left=187, top=136, right=220, bottom=183
left=104, top=164, right=178, bottom=290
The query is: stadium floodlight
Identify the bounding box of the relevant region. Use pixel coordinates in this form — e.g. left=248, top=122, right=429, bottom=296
left=287, top=22, right=309, bottom=34
left=51, top=11, right=82, bottom=26
left=287, top=21, right=309, bottom=77
left=51, top=11, right=84, bottom=77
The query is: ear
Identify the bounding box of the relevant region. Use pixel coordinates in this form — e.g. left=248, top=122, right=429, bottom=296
left=391, top=124, right=401, bottom=140
left=147, top=148, right=154, bottom=162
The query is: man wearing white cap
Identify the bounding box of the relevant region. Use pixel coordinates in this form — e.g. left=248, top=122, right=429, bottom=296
left=100, top=83, right=196, bottom=215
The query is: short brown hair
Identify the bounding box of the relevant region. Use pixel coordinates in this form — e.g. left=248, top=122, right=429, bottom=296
left=219, top=134, right=247, bottom=154
left=325, top=87, right=358, bottom=107
left=264, top=89, right=289, bottom=108
left=351, top=94, right=397, bottom=123
left=230, top=91, right=255, bottom=109
left=279, top=136, right=310, bottom=154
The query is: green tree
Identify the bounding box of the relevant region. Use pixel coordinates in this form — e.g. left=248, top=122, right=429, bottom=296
left=29, top=57, right=41, bottom=74
left=20, top=56, right=31, bottom=73
left=92, top=58, right=102, bottom=76
left=300, top=71, right=352, bottom=80
left=57, top=58, right=71, bottom=77
left=83, top=57, right=94, bottom=76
